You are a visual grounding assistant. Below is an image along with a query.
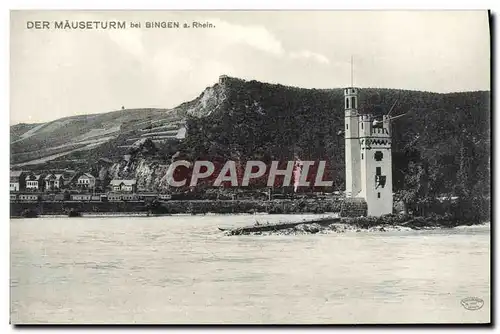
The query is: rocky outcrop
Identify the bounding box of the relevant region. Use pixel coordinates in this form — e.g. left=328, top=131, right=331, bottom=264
left=105, top=157, right=171, bottom=192
left=222, top=214, right=487, bottom=236
left=294, top=223, right=321, bottom=234
left=176, top=81, right=228, bottom=118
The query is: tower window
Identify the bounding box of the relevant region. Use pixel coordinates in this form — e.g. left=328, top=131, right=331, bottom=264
left=361, top=153, right=364, bottom=159
left=376, top=167, right=381, bottom=175
left=346, top=98, right=350, bottom=109
left=377, top=192, right=381, bottom=198
left=351, top=97, right=356, bottom=109
left=361, top=123, right=363, bottom=129
left=346, top=124, right=348, bottom=130
left=374, top=151, right=383, bottom=161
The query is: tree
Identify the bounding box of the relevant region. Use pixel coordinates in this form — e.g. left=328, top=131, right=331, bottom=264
left=397, top=161, right=430, bottom=215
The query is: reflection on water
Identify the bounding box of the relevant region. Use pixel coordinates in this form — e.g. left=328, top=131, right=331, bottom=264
left=10, top=215, right=490, bottom=324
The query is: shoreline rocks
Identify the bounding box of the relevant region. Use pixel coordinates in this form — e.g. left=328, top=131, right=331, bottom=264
left=222, top=214, right=489, bottom=236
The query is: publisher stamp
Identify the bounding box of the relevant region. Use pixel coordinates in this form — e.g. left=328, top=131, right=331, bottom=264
left=461, top=297, right=484, bottom=311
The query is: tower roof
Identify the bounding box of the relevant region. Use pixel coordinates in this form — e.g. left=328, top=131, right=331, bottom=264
left=344, top=87, right=358, bottom=94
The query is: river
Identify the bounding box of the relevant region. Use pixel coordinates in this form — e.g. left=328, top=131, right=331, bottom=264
left=10, top=214, right=490, bottom=324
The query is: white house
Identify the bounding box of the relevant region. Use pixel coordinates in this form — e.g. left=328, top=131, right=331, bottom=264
left=77, top=173, right=97, bottom=189
left=45, top=174, right=64, bottom=191
left=10, top=171, right=27, bottom=192
left=25, top=174, right=45, bottom=191
left=110, top=179, right=137, bottom=193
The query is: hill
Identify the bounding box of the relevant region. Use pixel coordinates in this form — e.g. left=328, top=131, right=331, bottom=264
left=182, top=77, right=490, bottom=193
left=10, top=108, right=180, bottom=165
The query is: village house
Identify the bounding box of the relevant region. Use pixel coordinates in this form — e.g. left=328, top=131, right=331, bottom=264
left=64, top=171, right=83, bottom=188
left=77, top=173, right=97, bottom=190
left=10, top=171, right=27, bottom=192
left=45, top=174, right=65, bottom=191
left=25, top=173, right=46, bottom=192
left=110, top=179, right=137, bottom=193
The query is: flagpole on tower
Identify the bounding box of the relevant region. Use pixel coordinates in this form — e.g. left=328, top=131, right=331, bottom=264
left=350, top=55, right=353, bottom=87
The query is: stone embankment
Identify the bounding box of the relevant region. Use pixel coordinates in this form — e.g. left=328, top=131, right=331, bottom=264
left=221, top=214, right=486, bottom=236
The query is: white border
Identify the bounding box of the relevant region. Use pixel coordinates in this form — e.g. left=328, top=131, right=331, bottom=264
left=2, top=0, right=497, bottom=333
left=3, top=0, right=499, bottom=10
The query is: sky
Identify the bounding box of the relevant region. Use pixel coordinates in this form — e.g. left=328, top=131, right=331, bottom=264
left=10, top=10, right=490, bottom=124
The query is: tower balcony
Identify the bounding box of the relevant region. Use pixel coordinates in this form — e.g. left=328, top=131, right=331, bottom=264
left=370, top=127, right=391, bottom=137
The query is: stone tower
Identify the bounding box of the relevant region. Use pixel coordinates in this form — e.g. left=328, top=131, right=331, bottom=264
left=344, top=88, right=393, bottom=217
left=344, top=87, right=361, bottom=197
left=358, top=113, right=393, bottom=216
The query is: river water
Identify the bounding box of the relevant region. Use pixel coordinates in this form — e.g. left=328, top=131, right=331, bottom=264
left=10, top=214, right=490, bottom=324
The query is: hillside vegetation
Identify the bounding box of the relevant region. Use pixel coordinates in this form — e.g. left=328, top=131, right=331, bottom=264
left=181, top=77, right=490, bottom=220
left=10, top=76, right=490, bottom=220
left=10, top=108, right=179, bottom=165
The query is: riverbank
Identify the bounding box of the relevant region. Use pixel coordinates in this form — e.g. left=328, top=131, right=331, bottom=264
left=221, top=214, right=490, bottom=236
left=10, top=199, right=345, bottom=218
left=10, top=201, right=148, bottom=218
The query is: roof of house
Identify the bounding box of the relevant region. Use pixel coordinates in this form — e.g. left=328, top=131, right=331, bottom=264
left=110, top=179, right=137, bottom=186
left=67, top=172, right=83, bottom=183
left=25, top=174, right=43, bottom=181
left=10, top=170, right=25, bottom=178
left=79, top=173, right=95, bottom=179
left=45, top=173, right=64, bottom=180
